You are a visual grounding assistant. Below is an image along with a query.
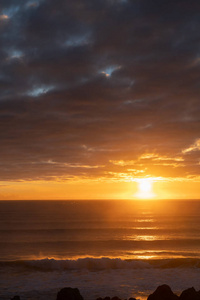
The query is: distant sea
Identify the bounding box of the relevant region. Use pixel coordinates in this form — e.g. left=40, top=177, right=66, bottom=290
left=1, top=200, right=200, bottom=300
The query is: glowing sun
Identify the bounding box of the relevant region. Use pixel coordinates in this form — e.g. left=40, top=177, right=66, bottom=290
left=139, top=179, right=152, bottom=193
left=135, top=179, right=155, bottom=199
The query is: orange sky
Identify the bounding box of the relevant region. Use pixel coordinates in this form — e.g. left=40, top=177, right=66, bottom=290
left=0, top=175, right=200, bottom=200
left=1, top=146, right=200, bottom=200
left=0, top=1, right=200, bottom=200
left=0, top=143, right=200, bottom=200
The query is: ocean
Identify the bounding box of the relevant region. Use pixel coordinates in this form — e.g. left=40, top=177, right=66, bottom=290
left=0, top=200, right=200, bottom=300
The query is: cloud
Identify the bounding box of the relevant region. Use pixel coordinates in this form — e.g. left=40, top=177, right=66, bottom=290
left=182, top=139, right=200, bottom=153
left=0, top=0, right=199, bottom=182
left=109, top=160, right=136, bottom=166
left=0, top=14, right=9, bottom=20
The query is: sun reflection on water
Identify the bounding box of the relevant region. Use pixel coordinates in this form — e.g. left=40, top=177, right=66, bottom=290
left=136, top=219, right=154, bottom=222
left=135, top=227, right=158, bottom=230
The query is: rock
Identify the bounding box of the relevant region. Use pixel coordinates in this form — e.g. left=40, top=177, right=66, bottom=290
left=147, top=284, right=178, bottom=300
left=129, top=298, right=136, bottom=300
left=103, top=297, right=110, bottom=300
left=179, top=287, right=200, bottom=300
left=11, top=296, right=20, bottom=300
left=111, top=297, right=121, bottom=300
left=56, top=287, right=84, bottom=300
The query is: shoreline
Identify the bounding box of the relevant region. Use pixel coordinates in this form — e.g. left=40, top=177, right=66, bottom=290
left=1, top=266, right=200, bottom=300
left=6, top=285, right=200, bottom=300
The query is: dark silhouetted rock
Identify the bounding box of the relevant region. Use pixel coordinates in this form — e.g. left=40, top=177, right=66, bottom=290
left=147, top=284, right=178, bottom=300
left=103, top=297, right=110, bottom=300
left=56, top=287, right=84, bottom=300
left=11, top=296, right=20, bottom=300
left=96, top=298, right=103, bottom=300
left=129, top=298, right=136, bottom=300
left=179, top=287, right=200, bottom=300
left=111, top=297, right=121, bottom=300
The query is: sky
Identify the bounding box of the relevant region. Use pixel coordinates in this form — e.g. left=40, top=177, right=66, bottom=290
left=0, top=0, right=200, bottom=200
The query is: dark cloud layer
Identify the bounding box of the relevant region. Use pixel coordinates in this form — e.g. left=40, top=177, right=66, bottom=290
left=0, top=0, right=200, bottom=181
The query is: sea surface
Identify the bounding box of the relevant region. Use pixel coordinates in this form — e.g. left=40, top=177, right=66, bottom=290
left=0, top=199, right=200, bottom=300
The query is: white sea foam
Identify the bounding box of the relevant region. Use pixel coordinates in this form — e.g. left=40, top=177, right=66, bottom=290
left=25, top=257, right=153, bottom=270
left=1, top=262, right=200, bottom=300
left=1, top=257, right=200, bottom=271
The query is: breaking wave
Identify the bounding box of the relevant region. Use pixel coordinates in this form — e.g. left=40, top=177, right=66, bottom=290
left=1, top=257, right=200, bottom=271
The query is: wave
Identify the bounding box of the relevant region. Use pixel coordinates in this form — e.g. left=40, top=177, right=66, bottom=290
left=1, top=257, right=200, bottom=271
